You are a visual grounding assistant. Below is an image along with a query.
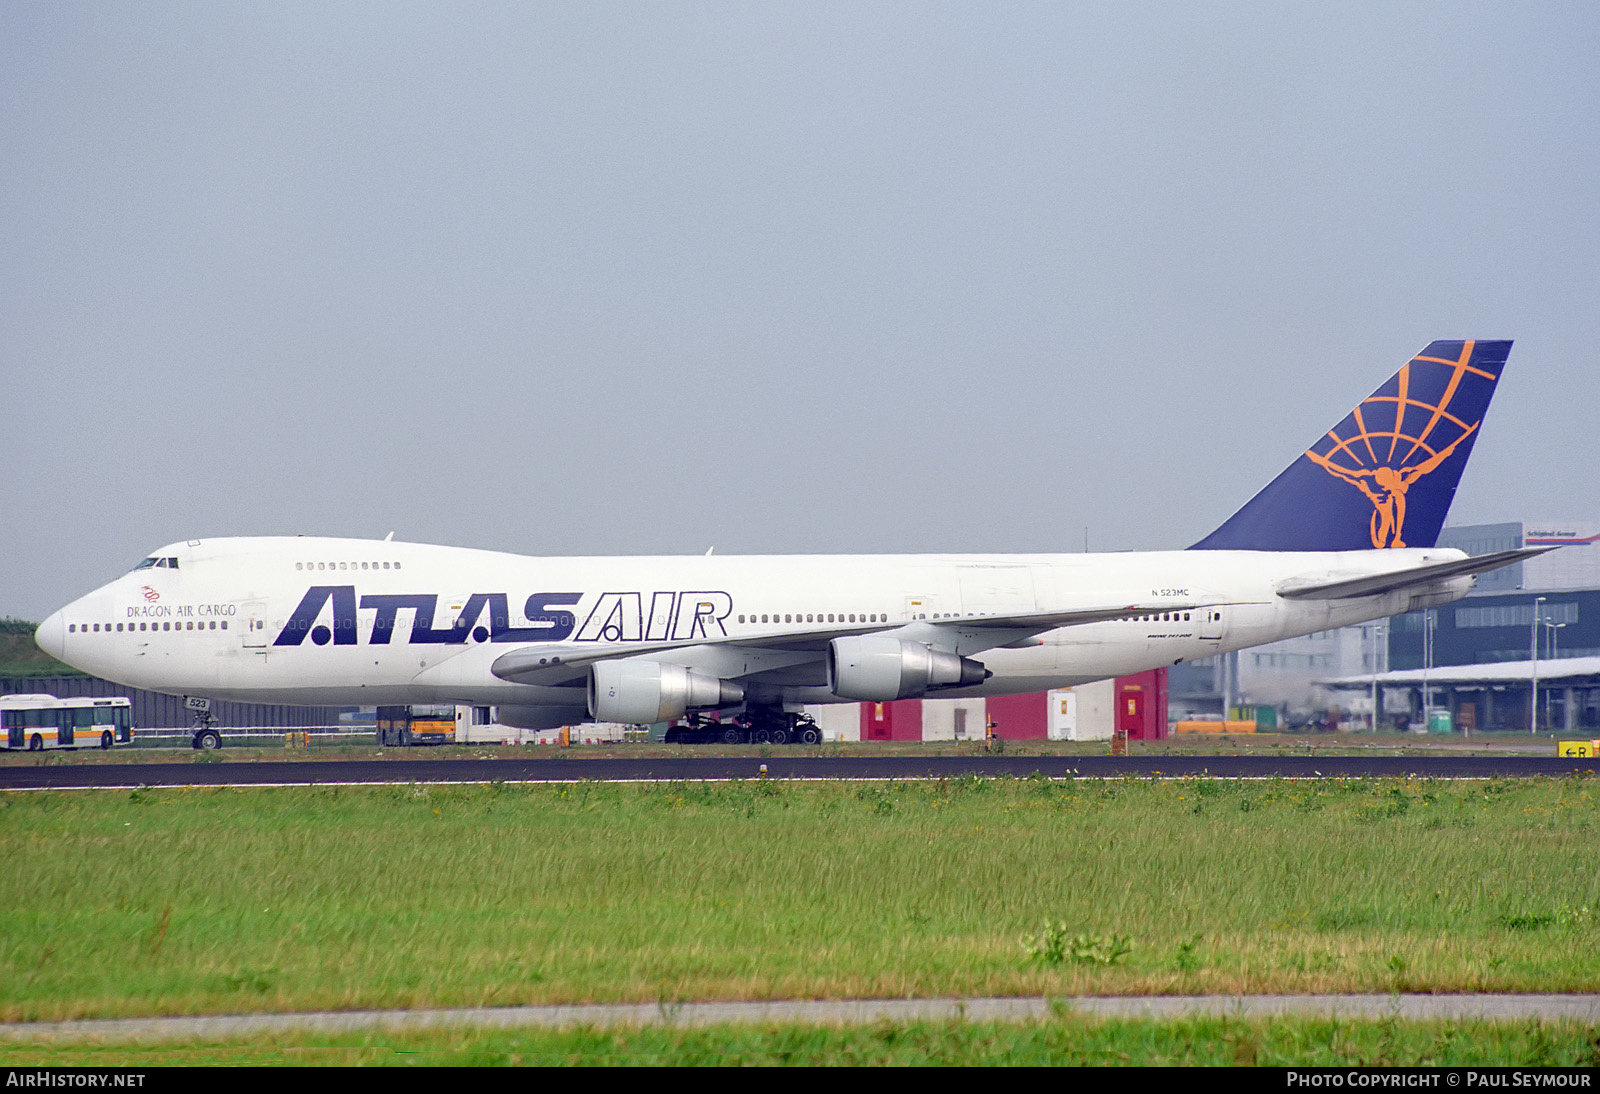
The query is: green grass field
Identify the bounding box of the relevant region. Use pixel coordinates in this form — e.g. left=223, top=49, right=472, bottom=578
left=2, top=775, right=1597, bottom=1031
left=5, top=1016, right=1600, bottom=1066
left=0, top=728, right=1570, bottom=765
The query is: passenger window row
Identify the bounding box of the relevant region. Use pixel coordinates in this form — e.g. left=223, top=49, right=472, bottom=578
left=738, top=612, right=886, bottom=625
left=69, top=621, right=229, bottom=634
left=296, top=561, right=402, bottom=571
left=730, top=611, right=1195, bottom=626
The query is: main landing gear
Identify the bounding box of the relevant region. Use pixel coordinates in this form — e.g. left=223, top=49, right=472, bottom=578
left=661, top=708, right=822, bottom=745
left=740, top=707, right=822, bottom=745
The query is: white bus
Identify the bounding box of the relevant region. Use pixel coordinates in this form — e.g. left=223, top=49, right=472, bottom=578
left=1, top=694, right=134, bottom=750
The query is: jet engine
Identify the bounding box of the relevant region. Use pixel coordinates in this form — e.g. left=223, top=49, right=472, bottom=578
left=827, top=635, right=989, bottom=701
left=588, top=660, right=744, bottom=724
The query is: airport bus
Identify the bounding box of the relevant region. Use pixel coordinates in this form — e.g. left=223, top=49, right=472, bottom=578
left=375, top=704, right=460, bottom=746
left=1, top=694, right=134, bottom=750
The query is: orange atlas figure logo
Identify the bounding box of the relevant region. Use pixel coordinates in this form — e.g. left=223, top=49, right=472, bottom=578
left=1303, top=341, right=1491, bottom=549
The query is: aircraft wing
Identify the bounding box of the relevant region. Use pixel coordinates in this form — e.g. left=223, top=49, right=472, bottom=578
left=489, top=600, right=1208, bottom=686
left=1274, top=547, right=1553, bottom=601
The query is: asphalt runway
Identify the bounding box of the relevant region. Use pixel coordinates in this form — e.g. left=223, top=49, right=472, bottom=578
left=1, top=753, right=1594, bottom=790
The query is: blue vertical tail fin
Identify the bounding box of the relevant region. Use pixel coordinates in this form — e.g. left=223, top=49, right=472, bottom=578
left=1190, top=339, right=1511, bottom=551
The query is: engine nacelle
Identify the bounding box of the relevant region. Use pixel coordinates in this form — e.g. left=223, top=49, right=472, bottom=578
left=827, top=635, right=989, bottom=701
left=497, top=704, right=589, bottom=731
left=588, top=660, right=744, bottom=724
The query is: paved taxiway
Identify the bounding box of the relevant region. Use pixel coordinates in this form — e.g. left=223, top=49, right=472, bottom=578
left=0, top=754, right=1593, bottom=790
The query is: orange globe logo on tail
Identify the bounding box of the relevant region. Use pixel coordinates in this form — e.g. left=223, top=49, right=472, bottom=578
left=1302, top=341, right=1494, bottom=549
left=1191, top=339, right=1508, bottom=553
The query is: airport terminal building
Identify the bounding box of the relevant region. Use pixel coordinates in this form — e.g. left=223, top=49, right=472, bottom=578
left=1337, top=520, right=1600, bottom=733
left=1175, top=520, right=1600, bottom=733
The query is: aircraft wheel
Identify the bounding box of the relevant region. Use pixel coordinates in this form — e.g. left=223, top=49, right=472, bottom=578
left=796, top=725, right=821, bottom=745
left=719, top=725, right=744, bottom=744
left=100, top=731, right=113, bottom=750
left=750, top=727, right=771, bottom=744
left=768, top=726, right=790, bottom=745
left=194, top=729, right=222, bottom=750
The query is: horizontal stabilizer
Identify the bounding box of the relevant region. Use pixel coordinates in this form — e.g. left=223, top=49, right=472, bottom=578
left=1275, top=547, right=1553, bottom=601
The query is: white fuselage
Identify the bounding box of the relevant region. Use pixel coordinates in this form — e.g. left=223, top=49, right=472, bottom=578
left=36, top=536, right=1470, bottom=714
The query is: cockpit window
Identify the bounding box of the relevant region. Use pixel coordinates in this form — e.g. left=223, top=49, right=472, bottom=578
left=129, top=557, right=180, bottom=571
left=132, top=558, right=159, bottom=571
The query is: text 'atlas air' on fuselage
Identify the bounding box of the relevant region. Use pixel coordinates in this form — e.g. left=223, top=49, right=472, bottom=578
left=37, top=340, right=1547, bottom=741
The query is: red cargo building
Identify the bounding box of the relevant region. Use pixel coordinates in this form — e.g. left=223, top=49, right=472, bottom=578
left=851, top=668, right=1168, bottom=741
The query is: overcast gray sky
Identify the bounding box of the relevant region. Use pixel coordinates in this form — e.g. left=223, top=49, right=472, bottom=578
left=4, top=2, right=1598, bottom=621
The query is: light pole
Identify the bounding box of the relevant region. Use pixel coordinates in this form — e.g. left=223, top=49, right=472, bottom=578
left=1370, top=620, right=1386, bottom=733
left=1531, top=596, right=1546, bottom=735
left=1545, top=619, right=1568, bottom=660
left=1422, top=610, right=1436, bottom=730
left=1544, top=620, right=1568, bottom=731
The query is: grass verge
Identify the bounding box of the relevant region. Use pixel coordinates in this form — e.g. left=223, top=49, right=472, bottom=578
left=2, top=776, right=1597, bottom=1023
left=5, top=1017, right=1600, bottom=1066
left=0, top=730, right=1570, bottom=765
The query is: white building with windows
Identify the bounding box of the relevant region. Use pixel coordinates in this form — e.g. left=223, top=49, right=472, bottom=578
left=1171, top=519, right=1600, bottom=724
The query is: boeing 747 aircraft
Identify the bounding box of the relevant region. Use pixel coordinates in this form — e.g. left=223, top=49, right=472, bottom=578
left=36, top=340, right=1544, bottom=744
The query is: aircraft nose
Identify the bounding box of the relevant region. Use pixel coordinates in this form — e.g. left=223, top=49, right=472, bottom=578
left=35, top=610, right=66, bottom=661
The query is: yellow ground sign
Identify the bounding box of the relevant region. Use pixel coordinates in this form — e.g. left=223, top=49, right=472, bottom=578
left=1175, top=719, right=1257, bottom=734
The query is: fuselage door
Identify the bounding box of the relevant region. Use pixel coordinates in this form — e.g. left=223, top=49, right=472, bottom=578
left=957, top=565, right=1037, bottom=617
left=242, top=600, right=270, bottom=648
